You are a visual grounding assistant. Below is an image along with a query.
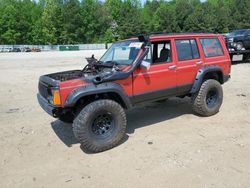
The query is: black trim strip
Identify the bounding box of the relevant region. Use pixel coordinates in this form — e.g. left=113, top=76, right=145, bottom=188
left=131, top=83, right=192, bottom=104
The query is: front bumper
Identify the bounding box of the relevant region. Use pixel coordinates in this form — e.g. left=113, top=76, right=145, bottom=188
left=37, top=93, right=59, bottom=117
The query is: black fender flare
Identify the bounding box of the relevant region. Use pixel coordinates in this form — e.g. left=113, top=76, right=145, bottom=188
left=63, top=82, right=132, bottom=109
left=190, top=66, right=223, bottom=93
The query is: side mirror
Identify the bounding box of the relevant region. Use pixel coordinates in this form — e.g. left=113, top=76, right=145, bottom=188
left=140, top=60, right=151, bottom=70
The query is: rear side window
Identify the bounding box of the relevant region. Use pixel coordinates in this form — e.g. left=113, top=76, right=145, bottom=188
left=200, top=38, right=224, bottom=57
left=175, top=39, right=200, bottom=61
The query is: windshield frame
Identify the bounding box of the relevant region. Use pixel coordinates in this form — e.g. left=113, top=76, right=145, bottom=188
left=99, top=39, right=143, bottom=65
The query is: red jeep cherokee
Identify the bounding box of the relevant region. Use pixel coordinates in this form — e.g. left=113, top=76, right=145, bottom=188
left=38, top=33, right=231, bottom=152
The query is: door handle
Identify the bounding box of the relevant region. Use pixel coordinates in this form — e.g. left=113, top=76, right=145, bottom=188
left=168, top=65, right=177, bottom=70
left=196, top=61, right=203, bottom=65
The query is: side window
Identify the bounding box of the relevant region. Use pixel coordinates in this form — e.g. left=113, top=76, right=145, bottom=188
left=152, top=41, right=172, bottom=64
left=191, top=40, right=199, bottom=59
left=200, top=38, right=224, bottom=57
left=175, top=39, right=200, bottom=61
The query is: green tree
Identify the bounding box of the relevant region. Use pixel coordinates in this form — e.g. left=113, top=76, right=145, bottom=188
left=140, top=0, right=162, bottom=33
left=229, top=0, right=250, bottom=29
left=82, top=0, right=110, bottom=43
left=175, top=0, right=193, bottom=31
left=0, top=1, right=20, bottom=44
left=0, top=0, right=250, bottom=44
left=41, top=0, right=60, bottom=44
left=152, top=3, right=177, bottom=33
left=60, top=0, right=82, bottom=44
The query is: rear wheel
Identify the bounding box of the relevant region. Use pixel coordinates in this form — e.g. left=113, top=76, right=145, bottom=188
left=73, top=100, right=126, bottom=153
left=191, top=79, right=223, bottom=117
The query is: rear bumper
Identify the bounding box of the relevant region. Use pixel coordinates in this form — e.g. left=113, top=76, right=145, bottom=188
left=37, top=93, right=59, bottom=117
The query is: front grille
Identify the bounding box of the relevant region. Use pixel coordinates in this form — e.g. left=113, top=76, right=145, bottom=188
left=39, top=82, right=50, bottom=99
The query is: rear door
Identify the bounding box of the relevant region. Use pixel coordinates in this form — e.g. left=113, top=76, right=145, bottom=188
left=132, top=39, right=177, bottom=103
left=174, top=38, right=203, bottom=94
left=199, top=36, right=231, bottom=75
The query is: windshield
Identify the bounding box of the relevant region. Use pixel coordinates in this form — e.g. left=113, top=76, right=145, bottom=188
left=99, top=40, right=142, bottom=65
left=229, top=30, right=247, bottom=36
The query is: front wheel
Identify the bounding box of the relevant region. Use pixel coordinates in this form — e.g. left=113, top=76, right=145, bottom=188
left=191, top=79, right=223, bottom=117
left=73, top=100, right=127, bottom=153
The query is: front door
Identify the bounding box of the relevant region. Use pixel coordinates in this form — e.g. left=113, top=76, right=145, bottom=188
left=132, top=40, right=177, bottom=104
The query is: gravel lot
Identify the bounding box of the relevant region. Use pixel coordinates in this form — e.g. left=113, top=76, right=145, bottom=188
left=0, top=51, right=250, bottom=188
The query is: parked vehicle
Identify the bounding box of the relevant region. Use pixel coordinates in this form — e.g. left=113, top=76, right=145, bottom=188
left=11, top=48, right=21, bottom=52
left=37, top=33, right=231, bottom=152
left=1, top=48, right=13, bottom=52
left=23, top=47, right=31, bottom=52
left=31, top=47, right=41, bottom=52
left=226, top=29, right=250, bottom=51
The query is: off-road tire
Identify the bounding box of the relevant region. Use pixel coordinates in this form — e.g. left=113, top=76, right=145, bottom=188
left=191, top=79, right=223, bottom=117
left=73, top=99, right=127, bottom=153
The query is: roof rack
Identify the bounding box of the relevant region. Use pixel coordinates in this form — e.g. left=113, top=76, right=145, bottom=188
left=130, top=32, right=213, bottom=38
left=148, top=31, right=214, bottom=36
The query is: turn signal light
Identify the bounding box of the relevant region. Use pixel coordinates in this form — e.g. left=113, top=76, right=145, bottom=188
left=53, top=90, right=61, bottom=105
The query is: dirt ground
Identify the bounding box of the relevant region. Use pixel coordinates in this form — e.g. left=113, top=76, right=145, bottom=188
left=0, top=51, right=250, bottom=188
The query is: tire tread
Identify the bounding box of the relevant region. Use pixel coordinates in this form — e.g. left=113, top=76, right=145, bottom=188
left=73, top=99, right=126, bottom=153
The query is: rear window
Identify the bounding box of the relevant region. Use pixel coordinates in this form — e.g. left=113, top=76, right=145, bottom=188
left=200, top=38, right=224, bottom=57
left=175, top=39, right=200, bottom=61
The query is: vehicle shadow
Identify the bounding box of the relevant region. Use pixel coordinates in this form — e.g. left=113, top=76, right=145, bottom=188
left=126, top=97, right=193, bottom=134
left=51, top=121, right=78, bottom=147
left=51, top=97, right=193, bottom=151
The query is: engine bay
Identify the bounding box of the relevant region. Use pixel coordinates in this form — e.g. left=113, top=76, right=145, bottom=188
left=45, top=60, right=124, bottom=82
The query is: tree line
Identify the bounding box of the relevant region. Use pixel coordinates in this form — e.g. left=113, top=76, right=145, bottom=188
left=0, top=0, right=250, bottom=45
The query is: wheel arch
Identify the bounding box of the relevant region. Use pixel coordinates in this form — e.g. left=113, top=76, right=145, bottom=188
left=64, top=83, right=132, bottom=109
left=190, top=66, right=224, bottom=94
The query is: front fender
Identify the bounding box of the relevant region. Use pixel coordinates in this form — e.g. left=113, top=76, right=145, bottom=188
left=64, top=82, right=132, bottom=109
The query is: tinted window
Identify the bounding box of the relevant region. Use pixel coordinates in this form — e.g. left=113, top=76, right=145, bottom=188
left=175, top=39, right=200, bottom=61
left=191, top=40, right=199, bottom=59
left=200, top=38, right=224, bottom=57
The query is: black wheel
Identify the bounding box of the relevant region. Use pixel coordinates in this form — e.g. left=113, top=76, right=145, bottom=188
left=73, top=100, right=126, bottom=153
left=59, top=113, right=74, bottom=123
left=191, top=79, right=223, bottom=117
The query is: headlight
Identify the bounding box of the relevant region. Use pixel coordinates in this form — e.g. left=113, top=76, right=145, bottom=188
left=228, top=38, right=234, bottom=42
left=52, top=89, right=61, bottom=105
